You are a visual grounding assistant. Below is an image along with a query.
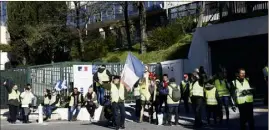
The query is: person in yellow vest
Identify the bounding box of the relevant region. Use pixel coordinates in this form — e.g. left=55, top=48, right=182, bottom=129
left=148, top=79, right=158, bottom=124
left=139, top=77, right=151, bottom=123
left=43, top=89, right=51, bottom=121
left=204, top=78, right=219, bottom=125
left=105, top=76, right=127, bottom=130
left=231, top=68, right=254, bottom=130
left=84, top=86, right=98, bottom=123
left=262, top=65, right=268, bottom=105
left=214, top=68, right=231, bottom=124
left=68, top=87, right=84, bottom=121
left=190, top=71, right=204, bottom=128
left=180, top=74, right=190, bottom=114
left=3, top=81, right=21, bottom=124
left=44, top=89, right=60, bottom=121
left=133, top=81, right=141, bottom=122
left=20, top=86, right=35, bottom=123
left=93, top=65, right=112, bottom=105
left=165, top=78, right=180, bottom=126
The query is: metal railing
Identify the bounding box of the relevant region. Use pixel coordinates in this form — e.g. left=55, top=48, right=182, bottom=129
left=0, top=62, right=161, bottom=108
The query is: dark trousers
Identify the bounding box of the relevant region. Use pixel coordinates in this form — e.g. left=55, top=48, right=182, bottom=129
left=191, top=96, right=204, bottom=127
left=218, top=96, right=230, bottom=123
left=8, top=105, right=18, bottom=123
left=159, top=95, right=168, bottom=113
left=112, top=102, right=125, bottom=128
left=167, top=106, right=179, bottom=124
left=206, top=105, right=218, bottom=124
left=183, top=96, right=190, bottom=113
left=149, top=97, right=160, bottom=123
left=22, top=107, right=30, bottom=123
left=238, top=103, right=255, bottom=130
left=135, top=97, right=141, bottom=119
left=86, top=103, right=96, bottom=118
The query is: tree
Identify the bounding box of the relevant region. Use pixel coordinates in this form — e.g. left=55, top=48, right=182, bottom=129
left=120, top=1, right=132, bottom=50
left=137, top=2, right=147, bottom=54
left=196, top=1, right=206, bottom=28
left=70, top=1, right=111, bottom=61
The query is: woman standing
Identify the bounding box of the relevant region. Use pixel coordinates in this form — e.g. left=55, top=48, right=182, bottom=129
left=84, top=87, right=98, bottom=123
left=139, top=78, right=151, bottom=123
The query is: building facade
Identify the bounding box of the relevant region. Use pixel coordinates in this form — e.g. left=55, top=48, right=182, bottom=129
left=0, top=1, right=9, bottom=70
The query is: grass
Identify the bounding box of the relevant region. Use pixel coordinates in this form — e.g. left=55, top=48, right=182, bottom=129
left=102, top=34, right=192, bottom=63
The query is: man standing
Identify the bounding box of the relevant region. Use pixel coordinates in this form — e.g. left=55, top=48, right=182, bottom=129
left=180, top=74, right=190, bottom=113
left=158, top=74, right=169, bottom=117
left=214, top=68, right=231, bottom=123
left=3, top=81, right=21, bottom=124
left=231, top=68, right=254, bottom=130
left=68, top=88, right=83, bottom=121
left=190, top=72, right=204, bottom=128
left=20, top=87, right=34, bottom=123
left=103, top=76, right=127, bottom=130
left=93, top=65, right=112, bottom=105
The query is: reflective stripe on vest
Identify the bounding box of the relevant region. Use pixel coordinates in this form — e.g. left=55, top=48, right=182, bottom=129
left=192, top=81, right=204, bottom=97
left=98, top=70, right=109, bottom=82
left=215, top=79, right=230, bottom=97
left=233, top=79, right=253, bottom=104
left=8, top=90, right=20, bottom=101
left=205, top=87, right=218, bottom=105
left=111, top=83, right=125, bottom=103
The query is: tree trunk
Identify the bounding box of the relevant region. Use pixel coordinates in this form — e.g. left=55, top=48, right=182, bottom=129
left=196, top=1, right=206, bottom=28
left=123, top=2, right=132, bottom=50
left=138, top=2, right=147, bottom=54
left=74, top=2, right=84, bottom=61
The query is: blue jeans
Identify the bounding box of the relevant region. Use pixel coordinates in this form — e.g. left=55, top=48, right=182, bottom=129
left=97, top=87, right=104, bottom=105
left=68, top=106, right=81, bottom=121
left=43, top=105, right=56, bottom=118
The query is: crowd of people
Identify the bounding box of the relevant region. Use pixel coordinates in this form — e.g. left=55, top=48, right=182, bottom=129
left=3, top=64, right=268, bottom=130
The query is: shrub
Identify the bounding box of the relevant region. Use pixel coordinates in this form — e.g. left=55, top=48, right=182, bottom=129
left=107, top=56, right=120, bottom=62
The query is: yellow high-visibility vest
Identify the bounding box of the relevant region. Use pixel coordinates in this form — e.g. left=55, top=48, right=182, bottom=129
left=215, top=79, right=230, bottom=97
left=111, top=83, right=125, bottom=103
left=69, top=93, right=82, bottom=106
left=98, top=69, right=109, bottom=83
left=191, top=81, right=204, bottom=97
left=8, top=90, right=20, bottom=101
left=181, top=81, right=189, bottom=93
left=44, top=96, right=50, bottom=105
left=139, top=82, right=151, bottom=101
left=205, top=87, right=218, bottom=105
left=232, top=79, right=253, bottom=105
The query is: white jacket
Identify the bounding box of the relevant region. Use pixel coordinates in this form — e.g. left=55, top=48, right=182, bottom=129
left=20, top=91, right=34, bottom=107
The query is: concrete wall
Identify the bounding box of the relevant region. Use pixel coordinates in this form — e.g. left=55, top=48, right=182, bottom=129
left=187, top=15, right=268, bottom=76
left=0, top=25, right=9, bottom=70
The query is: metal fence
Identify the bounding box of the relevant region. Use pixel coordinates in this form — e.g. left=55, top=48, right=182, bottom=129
left=0, top=62, right=161, bottom=108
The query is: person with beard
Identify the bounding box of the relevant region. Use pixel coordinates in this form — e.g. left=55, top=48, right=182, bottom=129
left=3, top=81, right=21, bottom=124
left=42, top=89, right=51, bottom=121
left=190, top=71, right=205, bottom=128
left=45, top=89, right=60, bottom=121
left=93, top=65, right=112, bottom=105
left=231, top=68, right=254, bottom=130
left=68, top=87, right=84, bottom=121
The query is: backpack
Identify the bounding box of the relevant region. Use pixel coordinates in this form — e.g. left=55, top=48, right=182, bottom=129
left=170, top=85, right=181, bottom=102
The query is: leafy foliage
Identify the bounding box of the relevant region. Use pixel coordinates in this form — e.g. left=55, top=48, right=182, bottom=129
left=147, top=16, right=196, bottom=51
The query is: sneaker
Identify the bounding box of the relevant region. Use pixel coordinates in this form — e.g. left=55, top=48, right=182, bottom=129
left=120, top=125, right=125, bottom=129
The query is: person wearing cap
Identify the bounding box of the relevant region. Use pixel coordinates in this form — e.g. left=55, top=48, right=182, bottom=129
left=3, top=81, right=21, bottom=124
left=102, top=76, right=127, bottom=130
left=20, top=86, right=35, bottom=123
left=214, top=67, right=231, bottom=124
left=93, top=65, right=112, bottom=105
left=180, top=74, right=190, bottom=114
left=68, top=87, right=84, bottom=121
left=231, top=68, right=254, bottom=130
left=204, top=78, right=220, bottom=125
